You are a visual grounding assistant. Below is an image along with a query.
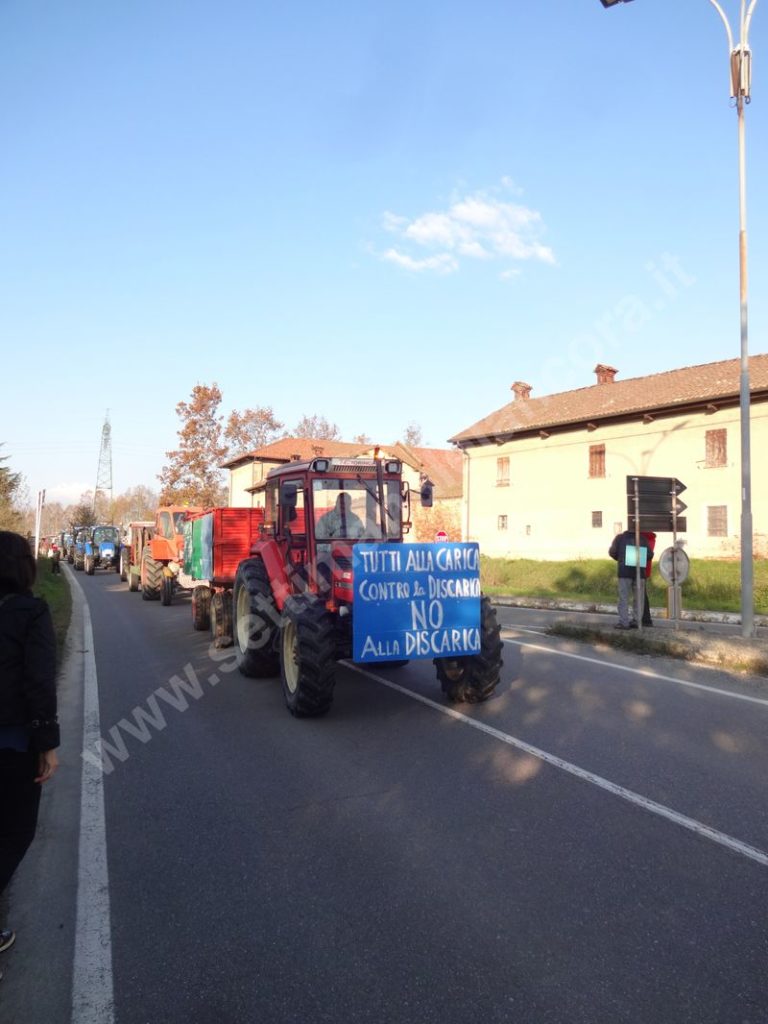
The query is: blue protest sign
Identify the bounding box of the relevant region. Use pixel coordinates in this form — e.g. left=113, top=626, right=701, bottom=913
left=352, top=543, right=482, bottom=663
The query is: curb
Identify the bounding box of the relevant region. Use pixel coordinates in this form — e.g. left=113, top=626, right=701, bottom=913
left=489, top=595, right=768, bottom=629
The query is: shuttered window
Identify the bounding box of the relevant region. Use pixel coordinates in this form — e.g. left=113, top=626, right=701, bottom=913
left=589, top=444, right=605, bottom=478
left=498, top=515, right=508, bottom=531
left=592, top=511, right=603, bottom=528
left=496, top=457, right=510, bottom=486
left=707, top=506, right=728, bottom=537
left=705, top=429, right=727, bottom=468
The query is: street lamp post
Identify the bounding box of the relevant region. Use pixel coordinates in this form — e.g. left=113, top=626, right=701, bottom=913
left=601, top=0, right=759, bottom=638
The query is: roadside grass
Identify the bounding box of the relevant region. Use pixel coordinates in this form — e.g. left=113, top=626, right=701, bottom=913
left=481, top=556, right=768, bottom=615
left=34, top=557, right=72, bottom=661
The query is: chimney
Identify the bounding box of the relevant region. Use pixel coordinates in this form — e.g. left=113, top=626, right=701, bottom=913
left=594, top=364, right=618, bottom=385
left=511, top=380, right=532, bottom=401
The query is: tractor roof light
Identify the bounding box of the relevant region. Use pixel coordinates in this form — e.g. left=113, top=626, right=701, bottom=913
left=384, top=460, right=401, bottom=474
left=312, top=458, right=330, bottom=472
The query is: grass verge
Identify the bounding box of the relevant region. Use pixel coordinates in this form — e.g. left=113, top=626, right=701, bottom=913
left=34, top=558, right=72, bottom=662
left=481, top=556, right=768, bottom=615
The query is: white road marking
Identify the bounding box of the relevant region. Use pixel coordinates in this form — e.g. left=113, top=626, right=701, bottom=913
left=71, top=583, right=115, bottom=1024
left=502, top=635, right=768, bottom=708
left=347, top=664, right=768, bottom=869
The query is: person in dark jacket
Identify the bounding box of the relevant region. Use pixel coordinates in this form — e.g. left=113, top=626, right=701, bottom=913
left=0, top=531, right=59, bottom=968
left=608, top=529, right=650, bottom=630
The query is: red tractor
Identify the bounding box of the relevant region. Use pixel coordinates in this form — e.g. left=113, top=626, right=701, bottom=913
left=140, top=506, right=202, bottom=604
left=230, top=456, right=502, bottom=717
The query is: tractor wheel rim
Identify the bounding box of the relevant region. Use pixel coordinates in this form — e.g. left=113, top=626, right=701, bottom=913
left=235, top=589, right=249, bottom=652
left=283, top=620, right=299, bottom=694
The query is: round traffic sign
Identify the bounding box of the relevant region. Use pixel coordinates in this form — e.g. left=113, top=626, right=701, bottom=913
left=435, top=530, right=448, bottom=542
left=658, top=546, right=690, bottom=585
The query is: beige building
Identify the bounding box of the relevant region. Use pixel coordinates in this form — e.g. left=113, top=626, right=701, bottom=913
left=450, top=355, right=768, bottom=561
left=222, top=438, right=463, bottom=542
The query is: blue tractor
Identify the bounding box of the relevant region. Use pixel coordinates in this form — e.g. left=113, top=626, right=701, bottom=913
left=72, top=527, right=89, bottom=571
left=84, top=525, right=121, bottom=575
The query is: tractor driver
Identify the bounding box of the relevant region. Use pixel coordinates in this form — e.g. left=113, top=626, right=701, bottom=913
left=316, top=492, right=365, bottom=540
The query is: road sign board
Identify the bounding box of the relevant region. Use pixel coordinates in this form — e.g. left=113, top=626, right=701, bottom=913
left=625, top=476, right=686, bottom=496
left=628, top=514, right=687, bottom=533
left=626, top=476, right=687, bottom=531
left=658, top=546, right=690, bottom=585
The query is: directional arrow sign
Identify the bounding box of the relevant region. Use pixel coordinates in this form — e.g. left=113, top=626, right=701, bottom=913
left=626, top=476, right=688, bottom=532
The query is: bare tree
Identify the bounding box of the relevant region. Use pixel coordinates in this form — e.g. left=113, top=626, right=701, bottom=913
left=225, top=406, right=283, bottom=456
left=292, top=415, right=342, bottom=441
left=402, top=422, right=424, bottom=447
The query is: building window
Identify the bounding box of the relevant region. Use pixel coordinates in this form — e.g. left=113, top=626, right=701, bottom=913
left=592, top=511, right=603, bottom=528
left=705, top=429, right=727, bottom=468
left=707, top=506, right=728, bottom=537
left=496, top=457, right=510, bottom=486
left=498, top=515, right=508, bottom=531
left=589, top=444, right=606, bottom=478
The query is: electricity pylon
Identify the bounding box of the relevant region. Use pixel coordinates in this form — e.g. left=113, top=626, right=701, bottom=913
left=94, top=411, right=113, bottom=521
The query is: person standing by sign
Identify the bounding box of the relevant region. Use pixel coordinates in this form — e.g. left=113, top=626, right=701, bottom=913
left=0, top=531, right=59, bottom=973
left=640, top=530, right=656, bottom=627
left=316, top=493, right=365, bottom=540
left=608, top=528, right=649, bottom=630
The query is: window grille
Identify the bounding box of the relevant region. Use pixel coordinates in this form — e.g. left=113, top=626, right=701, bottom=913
left=707, top=505, right=728, bottom=537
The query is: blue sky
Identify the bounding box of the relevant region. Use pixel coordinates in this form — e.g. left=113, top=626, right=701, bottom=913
left=1, top=0, right=766, bottom=504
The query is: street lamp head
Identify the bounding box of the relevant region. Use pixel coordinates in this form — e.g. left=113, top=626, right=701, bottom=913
left=600, top=0, right=633, bottom=7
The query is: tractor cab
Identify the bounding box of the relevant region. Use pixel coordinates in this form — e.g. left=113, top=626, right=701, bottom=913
left=262, top=456, right=409, bottom=609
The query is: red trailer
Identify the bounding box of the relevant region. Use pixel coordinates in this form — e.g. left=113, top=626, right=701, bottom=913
left=183, top=507, right=266, bottom=645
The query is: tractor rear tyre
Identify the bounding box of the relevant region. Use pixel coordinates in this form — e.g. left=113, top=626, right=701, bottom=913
left=128, top=568, right=139, bottom=592
left=141, top=550, right=162, bottom=601
left=280, top=594, right=337, bottom=718
left=192, top=586, right=211, bottom=631
left=209, top=591, right=233, bottom=647
left=160, top=574, right=173, bottom=606
left=232, top=558, right=279, bottom=677
left=434, top=597, right=503, bottom=704
left=85, top=555, right=95, bottom=576
left=119, top=550, right=129, bottom=582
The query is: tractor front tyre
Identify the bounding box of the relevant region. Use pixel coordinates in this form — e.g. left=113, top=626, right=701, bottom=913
left=128, top=568, right=139, bottom=592
left=280, top=595, right=337, bottom=718
left=141, top=551, right=162, bottom=601
left=232, top=558, right=279, bottom=677
left=160, top=574, right=173, bottom=606
left=434, top=597, right=503, bottom=704
left=85, top=556, right=94, bottom=576
left=119, top=550, right=129, bottom=582
left=192, top=586, right=212, bottom=631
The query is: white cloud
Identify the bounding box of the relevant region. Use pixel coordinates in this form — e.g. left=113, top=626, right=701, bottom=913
left=377, top=182, right=555, bottom=276
left=382, top=249, right=459, bottom=274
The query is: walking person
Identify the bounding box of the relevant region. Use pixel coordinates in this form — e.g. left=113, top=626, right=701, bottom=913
left=609, top=528, right=650, bottom=630
left=0, top=531, right=59, bottom=980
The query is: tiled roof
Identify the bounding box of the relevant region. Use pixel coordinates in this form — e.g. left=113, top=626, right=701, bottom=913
left=451, top=354, right=768, bottom=445
left=223, top=437, right=463, bottom=498
left=222, top=437, right=367, bottom=469
left=385, top=443, right=463, bottom=498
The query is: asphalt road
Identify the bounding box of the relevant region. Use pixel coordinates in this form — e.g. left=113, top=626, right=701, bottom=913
left=2, top=568, right=767, bottom=1024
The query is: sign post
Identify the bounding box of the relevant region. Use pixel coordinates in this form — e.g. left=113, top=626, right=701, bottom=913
left=626, top=476, right=687, bottom=630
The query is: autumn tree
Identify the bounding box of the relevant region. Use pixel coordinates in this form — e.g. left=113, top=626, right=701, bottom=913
left=352, top=433, right=371, bottom=445
left=292, top=415, right=341, bottom=440
left=225, top=406, right=283, bottom=456
left=158, top=383, right=228, bottom=507
left=112, top=485, right=159, bottom=525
